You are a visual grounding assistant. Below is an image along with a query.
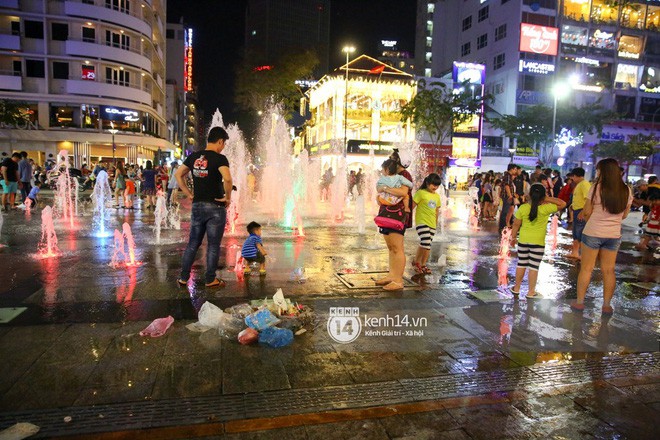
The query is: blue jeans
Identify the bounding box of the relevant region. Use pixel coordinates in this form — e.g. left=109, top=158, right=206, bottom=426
left=582, top=234, right=621, bottom=251
left=180, top=202, right=227, bottom=283
left=498, top=198, right=512, bottom=232
left=572, top=209, right=586, bottom=241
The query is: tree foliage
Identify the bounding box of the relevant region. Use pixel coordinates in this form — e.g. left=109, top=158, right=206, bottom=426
left=593, top=134, right=658, bottom=168
left=234, top=49, right=319, bottom=120
left=0, top=100, right=30, bottom=125
left=399, top=79, right=488, bottom=147
left=487, top=101, right=617, bottom=165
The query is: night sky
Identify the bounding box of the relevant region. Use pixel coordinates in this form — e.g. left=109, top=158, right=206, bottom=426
left=166, top=0, right=416, bottom=125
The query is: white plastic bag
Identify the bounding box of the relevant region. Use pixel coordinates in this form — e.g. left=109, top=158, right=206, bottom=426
left=198, top=301, right=225, bottom=328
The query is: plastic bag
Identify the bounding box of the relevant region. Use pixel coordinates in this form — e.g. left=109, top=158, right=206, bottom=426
left=198, top=301, right=224, bottom=328
left=237, top=327, right=259, bottom=345
left=218, top=313, right=245, bottom=339
left=245, top=307, right=280, bottom=330
left=258, top=326, right=294, bottom=348
left=225, top=303, right=254, bottom=319
left=139, top=316, right=174, bottom=337
left=273, top=288, right=287, bottom=314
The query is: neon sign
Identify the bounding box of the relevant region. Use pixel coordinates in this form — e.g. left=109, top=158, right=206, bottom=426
left=518, top=60, right=555, bottom=75
left=184, top=28, right=193, bottom=92
left=519, top=23, right=559, bottom=56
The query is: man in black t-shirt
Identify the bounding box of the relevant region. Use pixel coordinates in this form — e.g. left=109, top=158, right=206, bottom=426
left=176, top=127, right=233, bottom=288
left=1, top=152, right=22, bottom=211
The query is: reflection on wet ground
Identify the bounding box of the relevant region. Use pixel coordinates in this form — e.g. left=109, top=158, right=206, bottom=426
left=0, top=193, right=657, bottom=437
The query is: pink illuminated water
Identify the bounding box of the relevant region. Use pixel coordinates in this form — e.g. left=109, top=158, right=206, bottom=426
left=110, top=229, right=125, bottom=267
left=38, top=206, right=59, bottom=258
left=498, top=228, right=512, bottom=287
left=111, top=222, right=141, bottom=267
left=122, top=222, right=139, bottom=266
left=549, top=215, right=558, bottom=253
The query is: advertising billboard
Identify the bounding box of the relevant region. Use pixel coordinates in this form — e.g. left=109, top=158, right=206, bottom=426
left=519, top=23, right=559, bottom=56
left=184, top=28, right=193, bottom=92
left=452, top=62, right=485, bottom=85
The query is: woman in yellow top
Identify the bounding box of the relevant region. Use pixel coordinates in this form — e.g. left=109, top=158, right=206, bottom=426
left=412, top=173, right=442, bottom=274
left=510, top=184, right=566, bottom=298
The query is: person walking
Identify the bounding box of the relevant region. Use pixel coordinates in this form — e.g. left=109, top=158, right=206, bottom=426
left=509, top=184, right=566, bottom=298
left=18, top=151, right=32, bottom=203
left=166, top=161, right=179, bottom=205
left=176, top=127, right=232, bottom=288
left=567, top=167, right=590, bottom=260
left=498, top=163, right=518, bottom=233
left=571, top=158, right=632, bottom=315
left=1, top=152, right=21, bottom=211
left=113, top=162, right=127, bottom=208
left=412, top=173, right=442, bottom=274
left=140, top=160, right=157, bottom=209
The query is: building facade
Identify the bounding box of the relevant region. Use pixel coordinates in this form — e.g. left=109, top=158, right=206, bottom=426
left=419, top=0, right=659, bottom=175
left=377, top=39, right=416, bottom=76
left=245, top=0, right=330, bottom=78
left=302, top=55, right=416, bottom=172
left=0, top=0, right=173, bottom=167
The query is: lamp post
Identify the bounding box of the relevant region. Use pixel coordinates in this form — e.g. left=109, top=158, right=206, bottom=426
left=551, top=82, right=568, bottom=165
left=342, top=45, right=355, bottom=158
left=508, top=147, right=515, bottom=163
left=109, top=121, right=118, bottom=166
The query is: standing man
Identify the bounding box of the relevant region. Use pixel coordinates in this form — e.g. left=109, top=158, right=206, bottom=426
left=1, top=152, right=22, bottom=211
left=498, top=163, right=518, bottom=234
left=18, top=151, right=32, bottom=205
left=176, top=127, right=232, bottom=288
left=567, top=167, right=590, bottom=260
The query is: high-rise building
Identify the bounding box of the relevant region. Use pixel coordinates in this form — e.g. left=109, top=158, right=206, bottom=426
left=166, top=21, right=198, bottom=153
left=377, top=40, right=415, bottom=76
left=419, top=0, right=660, bottom=175
left=0, top=0, right=171, bottom=167
left=245, top=0, right=330, bottom=77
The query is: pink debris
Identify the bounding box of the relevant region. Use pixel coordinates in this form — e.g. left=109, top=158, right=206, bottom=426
left=139, top=316, right=174, bottom=337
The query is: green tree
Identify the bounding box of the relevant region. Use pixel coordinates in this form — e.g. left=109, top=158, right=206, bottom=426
left=488, top=102, right=616, bottom=166
left=593, top=134, right=658, bottom=174
left=0, top=100, right=30, bottom=125
left=399, top=79, right=488, bottom=170
left=234, top=49, right=319, bottom=120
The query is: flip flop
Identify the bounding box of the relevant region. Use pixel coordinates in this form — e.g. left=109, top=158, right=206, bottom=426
left=570, top=301, right=585, bottom=311
left=177, top=279, right=188, bottom=286
left=205, top=279, right=226, bottom=288
left=421, top=265, right=432, bottom=274
left=510, top=289, right=520, bottom=296
left=374, top=277, right=392, bottom=286
left=383, top=281, right=404, bottom=291
left=526, top=291, right=542, bottom=299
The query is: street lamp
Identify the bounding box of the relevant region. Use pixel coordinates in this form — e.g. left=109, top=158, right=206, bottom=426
left=108, top=121, right=118, bottom=166
left=342, top=45, right=355, bottom=158
left=551, top=82, right=568, bottom=164
left=508, top=147, right=516, bottom=163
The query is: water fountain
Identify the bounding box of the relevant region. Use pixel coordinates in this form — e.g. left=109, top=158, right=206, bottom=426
left=154, top=191, right=167, bottom=244
left=549, top=215, right=559, bottom=254
left=53, top=150, right=76, bottom=229
left=91, top=170, right=113, bottom=237
left=110, top=229, right=126, bottom=268
left=498, top=228, right=512, bottom=287
left=110, top=222, right=141, bottom=267
left=330, top=156, right=347, bottom=222
left=167, top=202, right=181, bottom=230
left=0, top=212, right=4, bottom=247
left=37, top=206, right=59, bottom=258
left=467, top=187, right=480, bottom=231
left=224, top=121, right=250, bottom=233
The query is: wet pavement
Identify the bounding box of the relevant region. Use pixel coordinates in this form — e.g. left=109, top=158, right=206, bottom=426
left=0, top=191, right=658, bottom=439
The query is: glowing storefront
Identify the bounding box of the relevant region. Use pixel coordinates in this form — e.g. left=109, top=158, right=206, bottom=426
left=302, top=55, right=416, bottom=172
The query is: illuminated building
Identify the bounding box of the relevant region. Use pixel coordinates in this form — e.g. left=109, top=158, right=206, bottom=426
left=0, top=0, right=172, bottom=167
left=301, top=55, right=416, bottom=172
left=419, top=0, right=660, bottom=175
left=377, top=40, right=416, bottom=76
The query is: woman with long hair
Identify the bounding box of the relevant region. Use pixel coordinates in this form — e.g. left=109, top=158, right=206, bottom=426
left=374, top=149, right=413, bottom=291
left=510, top=184, right=566, bottom=297
left=571, top=158, right=632, bottom=315
left=140, top=160, right=157, bottom=209
left=113, top=161, right=127, bottom=208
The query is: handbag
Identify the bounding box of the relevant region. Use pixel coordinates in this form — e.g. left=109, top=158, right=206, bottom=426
left=374, top=203, right=407, bottom=231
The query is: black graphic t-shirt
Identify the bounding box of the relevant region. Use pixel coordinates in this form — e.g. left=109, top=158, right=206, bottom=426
left=183, top=150, right=230, bottom=203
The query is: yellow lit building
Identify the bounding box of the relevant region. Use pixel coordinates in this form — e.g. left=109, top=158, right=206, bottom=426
left=301, top=55, right=416, bottom=172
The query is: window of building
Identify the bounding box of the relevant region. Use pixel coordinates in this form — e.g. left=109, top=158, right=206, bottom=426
left=166, top=29, right=174, bottom=39
left=523, top=0, right=557, bottom=8
left=462, top=16, right=472, bottom=31
left=639, top=97, right=660, bottom=121
left=640, top=66, right=660, bottom=92
left=461, top=42, right=471, bottom=56
left=52, top=62, right=69, bottom=79
left=502, top=0, right=511, bottom=4
left=591, top=0, right=619, bottom=25
left=495, top=24, right=507, bottom=41
left=615, top=95, right=635, bottom=119
left=478, top=6, right=489, bottom=22
left=105, top=0, right=131, bottom=14
left=50, top=105, right=79, bottom=128
left=24, top=20, right=44, bottom=39
left=105, top=30, right=130, bottom=50
left=614, top=64, right=642, bottom=90
left=82, top=65, right=95, bottom=80
left=81, top=105, right=99, bottom=128
left=424, top=68, right=431, bottom=77
left=589, top=29, right=615, bottom=55
left=82, top=26, right=95, bottom=43
left=425, top=52, right=432, bottom=63
left=521, top=13, right=555, bottom=26
left=563, top=0, right=591, bottom=21
left=647, top=4, right=660, bottom=31
left=620, top=2, right=646, bottom=29
left=51, top=23, right=68, bottom=41
left=477, top=33, right=488, bottom=49
left=427, top=3, right=435, bottom=14
left=105, top=67, right=130, bottom=86
left=13, top=60, right=21, bottom=76
left=494, top=82, right=504, bottom=94
left=11, top=21, right=20, bottom=36
left=426, top=36, right=432, bottom=48
left=618, top=35, right=643, bottom=60
left=25, top=59, right=45, bottom=77
left=426, top=20, right=433, bottom=33
left=561, top=24, right=588, bottom=46
left=493, top=53, right=505, bottom=70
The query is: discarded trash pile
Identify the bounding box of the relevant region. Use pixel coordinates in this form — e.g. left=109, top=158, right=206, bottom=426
left=186, top=288, right=315, bottom=348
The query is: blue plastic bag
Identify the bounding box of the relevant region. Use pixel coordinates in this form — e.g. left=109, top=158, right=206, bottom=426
left=258, top=327, right=294, bottom=348
left=244, top=307, right=280, bottom=330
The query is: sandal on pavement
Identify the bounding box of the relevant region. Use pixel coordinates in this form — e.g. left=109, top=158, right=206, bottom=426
left=383, top=281, right=404, bottom=291
left=374, top=277, right=392, bottom=286
left=601, top=305, right=614, bottom=315
left=412, top=262, right=423, bottom=274
left=205, top=278, right=226, bottom=288
left=526, top=291, right=542, bottom=299
left=510, top=289, right=520, bottom=296
left=177, top=279, right=188, bottom=286
left=422, top=265, right=432, bottom=274
left=570, top=301, right=585, bottom=311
